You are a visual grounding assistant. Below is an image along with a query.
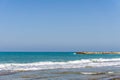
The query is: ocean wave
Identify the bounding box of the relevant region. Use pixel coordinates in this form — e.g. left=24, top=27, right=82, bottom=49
left=0, top=58, right=120, bottom=71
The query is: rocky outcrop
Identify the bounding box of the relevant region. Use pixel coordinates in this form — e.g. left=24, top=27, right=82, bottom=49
left=76, top=52, right=120, bottom=54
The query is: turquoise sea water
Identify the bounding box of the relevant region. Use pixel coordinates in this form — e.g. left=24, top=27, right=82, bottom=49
left=0, top=52, right=120, bottom=63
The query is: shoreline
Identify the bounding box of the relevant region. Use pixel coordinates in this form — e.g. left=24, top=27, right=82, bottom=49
left=0, top=66, right=120, bottom=80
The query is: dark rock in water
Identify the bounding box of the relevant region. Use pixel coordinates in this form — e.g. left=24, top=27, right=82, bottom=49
left=80, top=72, right=106, bottom=75
left=102, top=76, right=120, bottom=80
left=85, top=66, right=93, bottom=68
left=0, top=71, right=17, bottom=76
left=89, top=79, right=98, bottom=80
left=55, top=71, right=106, bottom=75
left=109, top=78, right=120, bottom=80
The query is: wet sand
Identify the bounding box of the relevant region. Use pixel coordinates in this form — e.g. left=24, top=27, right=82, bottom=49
left=0, top=66, right=120, bottom=80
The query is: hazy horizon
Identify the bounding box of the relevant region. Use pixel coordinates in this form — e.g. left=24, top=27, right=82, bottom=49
left=0, top=0, right=120, bottom=52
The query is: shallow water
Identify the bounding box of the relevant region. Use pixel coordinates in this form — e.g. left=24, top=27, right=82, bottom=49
left=0, top=66, right=120, bottom=80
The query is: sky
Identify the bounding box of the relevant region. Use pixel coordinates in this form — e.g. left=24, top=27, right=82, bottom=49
left=0, top=0, right=120, bottom=52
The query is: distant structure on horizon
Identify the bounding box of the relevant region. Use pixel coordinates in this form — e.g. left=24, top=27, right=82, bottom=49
left=76, top=52, right=120, bottom=54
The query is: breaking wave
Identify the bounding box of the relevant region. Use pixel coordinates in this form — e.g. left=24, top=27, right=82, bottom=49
left=0, top=58, right=120, bottom=71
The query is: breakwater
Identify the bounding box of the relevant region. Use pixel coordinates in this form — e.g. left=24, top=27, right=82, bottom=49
left=76, top=52, right=120, bottom=54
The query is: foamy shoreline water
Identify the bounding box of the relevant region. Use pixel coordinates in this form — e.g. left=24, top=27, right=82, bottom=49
left=0, top=66, right=120, bottom=80
left=0, top=58, right=120, bottom=71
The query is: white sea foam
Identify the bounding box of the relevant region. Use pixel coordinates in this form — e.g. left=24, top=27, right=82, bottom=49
left=0, top=58, right=120, bottom=71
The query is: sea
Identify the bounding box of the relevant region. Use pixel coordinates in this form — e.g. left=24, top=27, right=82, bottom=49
left=0, top=52, right=120, bottom=80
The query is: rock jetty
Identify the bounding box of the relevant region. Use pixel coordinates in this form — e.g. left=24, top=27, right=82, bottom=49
left=76, top=52, right=120, bottom=54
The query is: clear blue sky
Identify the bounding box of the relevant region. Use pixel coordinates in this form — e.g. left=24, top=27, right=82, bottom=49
left=0, top=0, right=120, bottom=52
